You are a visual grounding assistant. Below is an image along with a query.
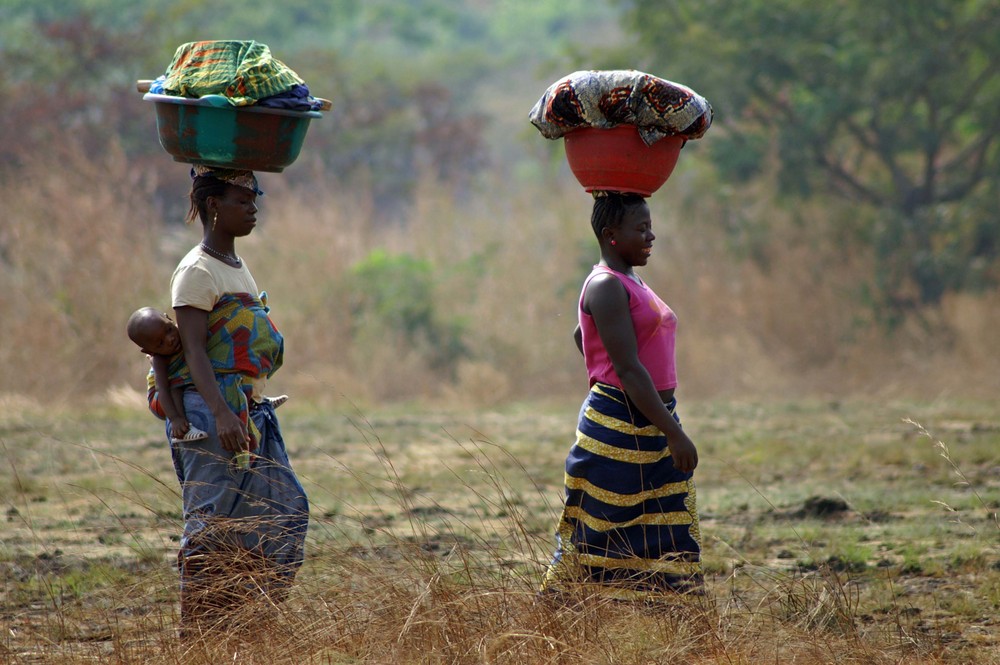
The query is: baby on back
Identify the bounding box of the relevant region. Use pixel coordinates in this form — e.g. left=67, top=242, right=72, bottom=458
left=126, top=307, right=287, bottom=444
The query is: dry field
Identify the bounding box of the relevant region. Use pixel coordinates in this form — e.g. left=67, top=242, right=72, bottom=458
left=3, top=144, right=1000, bottom=663
left=2, top=392, right=998, bottom=664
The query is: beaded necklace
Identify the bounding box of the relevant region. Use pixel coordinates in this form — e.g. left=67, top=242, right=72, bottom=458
left=199, top=242, right=242, bottom=267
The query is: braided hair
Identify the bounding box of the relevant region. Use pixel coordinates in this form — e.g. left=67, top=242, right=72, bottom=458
left=590, top=192, right=647, bottom=241
left=186, top=175, right=230, bottom=225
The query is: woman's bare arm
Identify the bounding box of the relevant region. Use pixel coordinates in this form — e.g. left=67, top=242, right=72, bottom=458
left=174, top=306, right=252, bottom=453
left=585, top=275, right=698, bottom=472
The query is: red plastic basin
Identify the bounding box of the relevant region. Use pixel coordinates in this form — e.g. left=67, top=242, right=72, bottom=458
left=563, top=125, right=684, bottom=197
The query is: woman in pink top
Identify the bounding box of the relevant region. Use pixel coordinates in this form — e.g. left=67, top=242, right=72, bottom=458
left=540, top=192, right=703, bottom=599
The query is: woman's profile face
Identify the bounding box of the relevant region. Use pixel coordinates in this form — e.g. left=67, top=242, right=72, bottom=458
left=611, top=201, right=655, bottom=266
left=213, top=186, right=258, bottom=237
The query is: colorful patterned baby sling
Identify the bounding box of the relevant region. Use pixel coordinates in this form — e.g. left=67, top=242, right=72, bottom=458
left=147, top=291, right=283, bottom=446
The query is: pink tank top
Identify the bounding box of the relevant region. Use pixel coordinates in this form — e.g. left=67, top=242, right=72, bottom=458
left=579, top=266, right=678, bottom=390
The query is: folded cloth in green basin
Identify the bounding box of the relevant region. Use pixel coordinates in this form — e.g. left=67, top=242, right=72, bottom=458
left=161, top=40, right=305, bottom=107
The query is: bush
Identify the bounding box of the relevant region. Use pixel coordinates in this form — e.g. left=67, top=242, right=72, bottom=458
left=349, top=249, right=469, bottom=377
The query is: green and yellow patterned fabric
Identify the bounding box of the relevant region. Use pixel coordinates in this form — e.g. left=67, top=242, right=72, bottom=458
left=161, top=40, right=304, bottom=106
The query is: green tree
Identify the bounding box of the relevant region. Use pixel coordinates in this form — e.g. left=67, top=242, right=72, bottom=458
left=620, top=0, right=1000, bottom=310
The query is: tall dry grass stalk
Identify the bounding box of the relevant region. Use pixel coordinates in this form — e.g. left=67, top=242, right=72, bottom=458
left=4, top=142, right=1000, bottom=408
left=905, top=418, right=1000, bottom=536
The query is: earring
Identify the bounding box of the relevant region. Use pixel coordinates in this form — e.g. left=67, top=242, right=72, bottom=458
left=610, top=239, right=617, bottom=246
left=212, top=211, right=218, bottom=231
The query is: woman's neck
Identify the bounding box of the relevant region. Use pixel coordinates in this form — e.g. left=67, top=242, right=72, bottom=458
left=202, top=233, right=236, bottom=255
left=598, top=259, right=642, bottom=286
left=200, top=236, right=241, bottom=266
left=600, top=256, right=634, bottom=276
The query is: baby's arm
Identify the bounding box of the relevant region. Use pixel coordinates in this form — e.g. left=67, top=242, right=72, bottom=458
left=151, top=355, right=190, bottom=437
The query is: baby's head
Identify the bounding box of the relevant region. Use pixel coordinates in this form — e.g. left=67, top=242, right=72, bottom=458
left=126, top=307, right=182, bottom=356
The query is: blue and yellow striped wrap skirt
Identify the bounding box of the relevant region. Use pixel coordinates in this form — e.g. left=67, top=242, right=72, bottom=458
left=541, top=382, right=703, bottom=598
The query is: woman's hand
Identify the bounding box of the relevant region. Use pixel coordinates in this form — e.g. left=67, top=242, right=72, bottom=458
left=667, top=431, right=698, bottom=474
left=212, top=407, right=251, bottom=453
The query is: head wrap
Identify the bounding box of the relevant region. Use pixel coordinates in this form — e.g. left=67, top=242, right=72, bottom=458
left=190, top=165, right=263, bottom=195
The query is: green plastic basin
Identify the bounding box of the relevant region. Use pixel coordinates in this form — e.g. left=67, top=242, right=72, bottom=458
left=143, top=93, right=323, bottom=173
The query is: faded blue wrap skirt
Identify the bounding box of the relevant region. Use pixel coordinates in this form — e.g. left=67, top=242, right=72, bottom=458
left=170, top=390, right=308, bottom=595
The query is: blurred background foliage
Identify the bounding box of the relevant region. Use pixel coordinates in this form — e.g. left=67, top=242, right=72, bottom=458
left=2, top=0, right=999, bottom=404
left=0, top=0, right=619, bottom=217
left=3, top=0, right=996, bottom=310
left=620, top=0, right=1000, bottom=316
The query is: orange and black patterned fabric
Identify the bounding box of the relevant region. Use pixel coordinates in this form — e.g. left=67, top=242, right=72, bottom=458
left=529, top=69, right=713, bottom=146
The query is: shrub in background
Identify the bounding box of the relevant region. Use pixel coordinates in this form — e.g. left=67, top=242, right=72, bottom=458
left=349, top=249, right=469, bottom=380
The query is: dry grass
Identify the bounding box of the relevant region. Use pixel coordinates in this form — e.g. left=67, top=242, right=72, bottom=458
left=4, top=141, right=1000, bottom=407
left=2, top=396, right=998, bottom=664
